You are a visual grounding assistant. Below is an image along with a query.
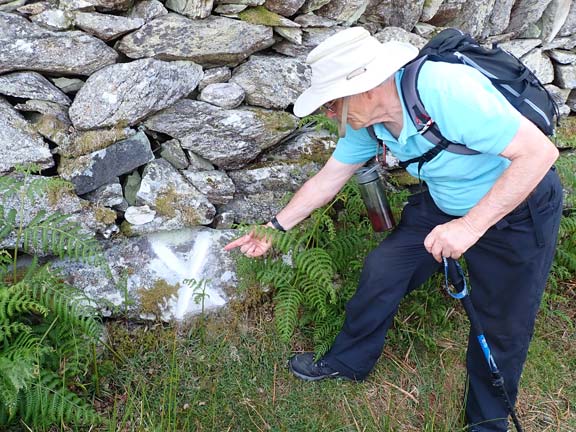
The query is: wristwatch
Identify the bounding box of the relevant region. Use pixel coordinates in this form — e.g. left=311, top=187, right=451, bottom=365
left=270, top=216, right=286, bottom=232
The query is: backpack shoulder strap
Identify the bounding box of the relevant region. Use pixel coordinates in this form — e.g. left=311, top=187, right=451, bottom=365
left=399, top=56, right=480, bottom=164
left=401, top=55, right=438, bottom=141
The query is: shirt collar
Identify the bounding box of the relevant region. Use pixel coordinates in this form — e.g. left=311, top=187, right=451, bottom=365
left=370, top=69, right=419, bottom=145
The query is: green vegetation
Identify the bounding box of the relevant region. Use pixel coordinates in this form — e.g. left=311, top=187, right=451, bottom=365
left=86, top=280, right=575, bottom=431
left=0, top=166, right=105, bottom=429
left=138, top=279, right=180, bottom=318
left=238, top=6, right=292, bottom=27
left=234, top=180, right=408, bottom=357
left=88, top=173, right=575, bottom=431
left=3, top=118, right=576, bottom=430
left=556, top=116, right=576, bottom=149
left=298, top=113, right=340, bottom=137
left=550, top=153, right=576, bottom=289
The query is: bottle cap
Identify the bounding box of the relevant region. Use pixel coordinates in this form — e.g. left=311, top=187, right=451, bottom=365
left=354, top=165, right=379, bottom=184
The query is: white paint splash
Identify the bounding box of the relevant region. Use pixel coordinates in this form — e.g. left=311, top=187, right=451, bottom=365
left=148, top=230, right=226, bottom=320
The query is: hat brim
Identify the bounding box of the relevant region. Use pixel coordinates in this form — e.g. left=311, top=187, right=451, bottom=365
left=293, top=42, right=419, bottom=118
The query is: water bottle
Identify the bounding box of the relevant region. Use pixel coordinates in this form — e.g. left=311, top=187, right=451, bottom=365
left=355, top=165, right=395, bottom=232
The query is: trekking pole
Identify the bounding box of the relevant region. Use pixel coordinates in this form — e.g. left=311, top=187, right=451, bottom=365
left=442, top=257, right=524, bottom=432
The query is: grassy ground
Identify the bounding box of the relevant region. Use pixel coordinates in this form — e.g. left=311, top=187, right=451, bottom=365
left=91, top=279, right=576, bottom=432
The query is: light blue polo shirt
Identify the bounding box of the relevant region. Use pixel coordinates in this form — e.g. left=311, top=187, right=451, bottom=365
left=332, top=61, right=522, bottom=216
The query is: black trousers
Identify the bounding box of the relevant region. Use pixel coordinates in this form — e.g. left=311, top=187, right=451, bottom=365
left=323, top=169, right=563, bottom=432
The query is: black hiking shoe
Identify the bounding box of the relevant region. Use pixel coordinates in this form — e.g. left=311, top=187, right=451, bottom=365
left=288, top=352, right=349, bottom=381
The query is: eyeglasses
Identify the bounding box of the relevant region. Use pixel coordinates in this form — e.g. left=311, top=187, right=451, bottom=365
left=322, top=100, right=337, bottom=114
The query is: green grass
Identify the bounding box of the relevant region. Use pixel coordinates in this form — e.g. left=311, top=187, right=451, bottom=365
left=556, top=117, right=576, bottom=149
left=87, top=280, right=576, bottom=432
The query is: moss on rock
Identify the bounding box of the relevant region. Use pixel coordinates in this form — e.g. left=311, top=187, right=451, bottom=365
left=138, top=279, right=180, bottom=319
left=238, top=6, right=291, bottom=27
left=154, top=186, right=178, bottom=218
left=95, top=206, right=118, bottom=225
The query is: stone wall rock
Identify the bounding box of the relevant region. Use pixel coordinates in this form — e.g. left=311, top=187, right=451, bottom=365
left=69, top=58, right=203, bottom=130
left=116, top=14, right=274, bottom=67
left=0, top=98, right=53, bottom=174
left=0, top=12, right=118, bottom=75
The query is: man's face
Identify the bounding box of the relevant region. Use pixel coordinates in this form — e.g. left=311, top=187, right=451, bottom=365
left=322, top=97, right=349, bottom=137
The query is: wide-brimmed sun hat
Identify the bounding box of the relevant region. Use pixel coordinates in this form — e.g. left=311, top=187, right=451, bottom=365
left=293, top=27, right=419, bottom=118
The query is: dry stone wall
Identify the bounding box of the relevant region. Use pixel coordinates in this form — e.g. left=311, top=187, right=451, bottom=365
left=1, top=0, right=576, bottom=320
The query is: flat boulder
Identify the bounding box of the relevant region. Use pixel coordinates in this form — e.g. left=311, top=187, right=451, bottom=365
left=69, top=58, right=203, bottom=130
left=58, top=131, right=154, bottom=194
left=0, top=71, right=71, bottom=106
left=53, top=227, right=238, bottom=321
left=0, top=11, right=118, bottom=75
left=116, top=13, right=274, bottom=67
left=144, top=99, right=298, bottom=169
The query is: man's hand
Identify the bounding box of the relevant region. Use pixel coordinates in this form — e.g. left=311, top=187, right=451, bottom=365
left=424, top=217, right=483, bottom=262
left=423, top=117, right=559, bottom=263
left=223, top=230, right=273, bottom=258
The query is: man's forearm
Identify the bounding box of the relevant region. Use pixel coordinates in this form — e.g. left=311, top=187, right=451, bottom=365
left=269, top=157, right=364, bottom=231
left=462, top=145, right=558, bottom=236
left=273, top=176, right=340, bottom=230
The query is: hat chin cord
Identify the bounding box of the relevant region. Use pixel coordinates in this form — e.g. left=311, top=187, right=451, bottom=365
left=338, top=97, right=350, bottom=137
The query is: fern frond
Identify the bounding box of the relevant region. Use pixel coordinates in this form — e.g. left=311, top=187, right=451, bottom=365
left=0, top=250, right=11, bottom=268
left=549, top=212, right=576, bottom=287
left=297, top=113, right=338, bottom=136
left=308, top=211, right=337, bottom=244
left=26, top=176, right=73, bottom=201
left=22, top=212, right=103, bottom=264
left=46, top=324, right=93, bottom=378
left=20, top=370, right=101, bottom=427
left=294, top=248, right=335, bottom=302
left=554, top=248, right=576, bottom=275
left=326, top=233, right=366, bottom=272
left=274, top=285, right=303, bottom=342
left=0, top=207, right=17, bottom=241
left=341, top=183, right=367, bottom=222
left=0, top=322, right=32, bottom=341
left=0, top=176, right=22, bottom=200
left=558, top=214, right=576, bottom=238
left=0, top=356, right=35, bottom=420
left=3, top=332, right=50, bottom=360
left=257, top=259, right=294, bottom=289
left=13, top=164, right=42, bottom=177
left=0, top=286, right=48, bottom=322
left=29, top=267, right=101, bottom=339
left=313, top=307, right=345, bottom=358
left=298, top=276, right=329, bottom=317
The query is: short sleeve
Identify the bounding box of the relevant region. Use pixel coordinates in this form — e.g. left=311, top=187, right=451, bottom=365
left=332, top=125, right=378, bottom=164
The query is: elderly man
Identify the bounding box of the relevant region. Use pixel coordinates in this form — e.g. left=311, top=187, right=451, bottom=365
left=224, top=27, right=562, bottom=432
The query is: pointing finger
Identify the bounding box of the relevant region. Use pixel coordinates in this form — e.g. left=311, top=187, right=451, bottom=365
left=224, top=234, right=252, bottom=251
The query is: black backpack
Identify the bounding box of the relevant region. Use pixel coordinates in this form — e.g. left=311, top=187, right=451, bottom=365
left=390, top=28, right=559, bottom=173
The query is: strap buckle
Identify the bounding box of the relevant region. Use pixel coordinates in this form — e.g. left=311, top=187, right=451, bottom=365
left=418, top=118, right=435, bottom=135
